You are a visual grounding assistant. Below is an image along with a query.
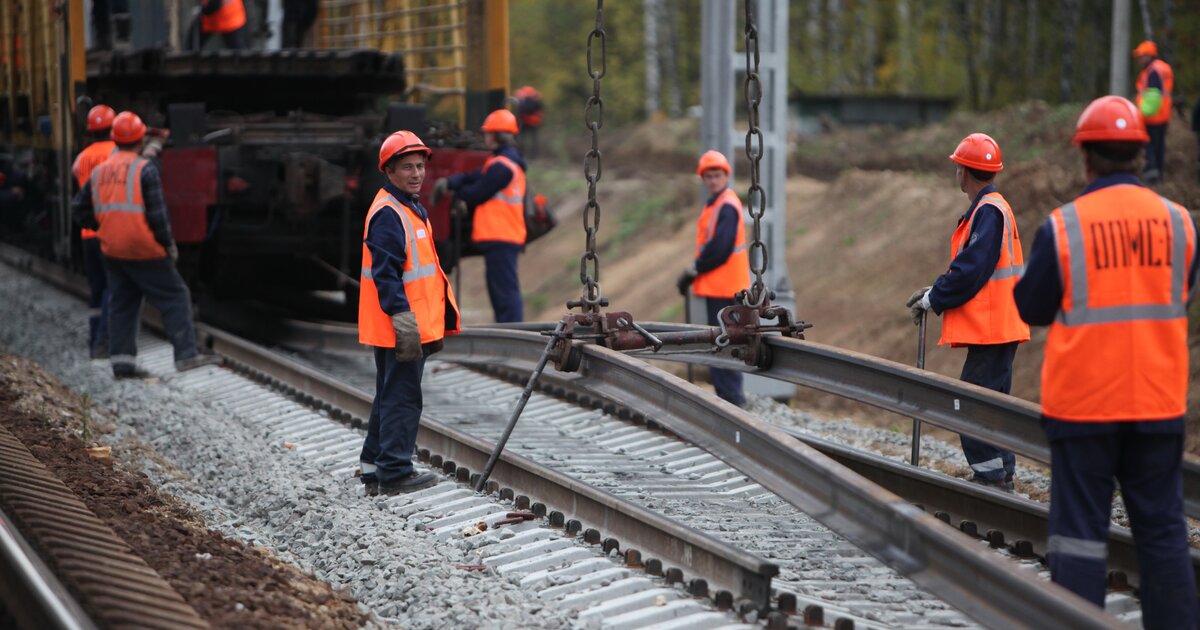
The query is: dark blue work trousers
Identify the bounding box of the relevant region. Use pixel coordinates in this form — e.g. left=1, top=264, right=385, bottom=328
left=1047, top=430, right=1197, bottom=628
left=105, top=256, right=199, bottom=374
left=1145, top=123, right=1168, bottom=181
left=705, top=297, right=745, bottom=407
left=479, top=241, right=523, bottom=323
left=82, top=237, right=109, bottom=356
left=958, top=342, right=1018, bottom=482
left=360, top=346, right=425, bottom=483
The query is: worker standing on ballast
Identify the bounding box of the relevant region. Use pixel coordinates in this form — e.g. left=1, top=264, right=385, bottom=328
left=907, top=133, right=1030, bottom=491
left=1014, top=96, right=1198, bottom=628
left=677, top=150, right=749, bottom=408
left=358, top=130, right=460, bottom=496
left=1132, top=40, right=1174, bottom=183
left=72, top=105, right=118, bottom=359
left=434, top=109, right=526, bottom=323
left=73, top=111, right=219, bottom=379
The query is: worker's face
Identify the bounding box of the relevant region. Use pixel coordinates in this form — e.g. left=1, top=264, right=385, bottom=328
left=484, top=132, right=498, bottom=150
left=1136, top=54, right=1153, bottom=69
left=387, top=153, right=426, bottom=194
left=954, top=165, right=967, bottom=193
left=701, top=169, right=729, bottom=195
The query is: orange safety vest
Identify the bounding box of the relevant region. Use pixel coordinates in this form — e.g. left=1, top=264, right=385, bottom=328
left=1136, top=59, right=1174, bottom=125
left=359, top=189, right=461, bottom=347
left=90, top=151, right=167, bottom=260
left=692, top=188, right=750, bottom=299
left=471, top=155, right=526, bottom=245
left=73, top=141, right=117, bottom=240
left=940, top=192, right=1031, bottom=347
left=200, top=0, right=247, bottom=34
left=1042, top=185, right=1195, bottom=422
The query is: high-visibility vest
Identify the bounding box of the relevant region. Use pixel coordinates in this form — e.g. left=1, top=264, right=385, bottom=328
left=1042, top=185, right=1195, bottom=421
left=359, top=188, right=461, bottom=348
left=940, top=192, right=1031, bottom=346
left=471, top=155, right=526, bottom=245
left=1136, top=59, right=1174, bottom=125
left=692, top=188, right=750, bottom=299
left=200, top=0, right=246, bottom=34
left=74, top=141, right=117, bottom=240
left=90, top=151, right=167, bottom=260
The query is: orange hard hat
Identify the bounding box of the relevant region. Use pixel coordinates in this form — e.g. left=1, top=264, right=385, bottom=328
left=949, top=133, right=1004, bottom=172
left=110, top=111, right=146, bottom=144
left=378, top=130, right=431, bottom=172
left=515, top=85, right=541, bottom=100
left=481, top=109, right=519, bottom=134
left=1072, top=95, right=1149, bottom=145
left=696, top=150, right=731, bottom=176
left=86, top=105, right=116, bottom=132
left=1131, top=40, right=1157, bottom=58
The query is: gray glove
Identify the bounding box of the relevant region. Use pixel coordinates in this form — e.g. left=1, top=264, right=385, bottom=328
left=906, top=286, right=933, bottom=326
left=391, top=312, right=423, bottom=362
left=432, top=178, right=450, bottom=206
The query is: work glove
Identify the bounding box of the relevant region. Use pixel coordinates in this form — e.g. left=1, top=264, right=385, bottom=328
left=167, top=243, right=179, bottom=262
left=906, top=286, right=933, bottom=326
left=432, top=178, right=450, bottom=205
left=391, top=312, right=423, bottom=362
left=676, top=265, right=697, bottom=296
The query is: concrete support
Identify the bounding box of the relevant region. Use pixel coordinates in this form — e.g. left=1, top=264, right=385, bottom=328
left=1110, top=0, right=1131, bottom=97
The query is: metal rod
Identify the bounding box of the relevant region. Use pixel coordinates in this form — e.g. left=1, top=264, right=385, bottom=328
left=684, top=295, right=695, bottom=383
left=473, top=319, right=566, bottom=492
left=910, top=310, right=927, bottom=466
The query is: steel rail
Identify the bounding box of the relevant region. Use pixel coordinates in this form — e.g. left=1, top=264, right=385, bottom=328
left=0, top=506, right=95, bottom=630
left=439, top=329, right=1122, bottom=629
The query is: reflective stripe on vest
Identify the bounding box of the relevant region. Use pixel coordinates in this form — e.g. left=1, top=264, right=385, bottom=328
left=357, top=193, right=439, bottom=284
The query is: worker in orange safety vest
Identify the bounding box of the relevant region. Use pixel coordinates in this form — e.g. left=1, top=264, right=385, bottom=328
left=198, top=0, right=247, bottom=49
left=907, top=133, right=1030, bottom=491
left=1013, top=95, right=1198, bottom=628
left=358, top=130, right=460, bottom=496
left=1132, top=40, right=1174, bottom=182
left=73, top=104, right=118, bottom=359
left=677, top=150, right=750, bottom=407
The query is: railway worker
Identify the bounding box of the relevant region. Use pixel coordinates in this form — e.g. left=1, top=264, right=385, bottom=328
left=359, top=130, right=460, bottom=496
left=906, top=133, right=1030, bottom=492
left=676, top=150, right=749, bottom=408
left=72, top=105, right=119, bottom=360
left=435, top=109, right=527, bottom=323
left=72, top=111, right=219, bottom=379
left=514, top=85, right=544, bottom=158
left=198, top=0, right=248, bottom=50
left=1013, top=95, right=1199, bottom=628
left=1132, top=40, right=1174, bottom=183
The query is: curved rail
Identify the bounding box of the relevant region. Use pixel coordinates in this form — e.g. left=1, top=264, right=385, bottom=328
left=440, top=329, right=1121, bottom=629
left=0, top=507, right=94, bottom=630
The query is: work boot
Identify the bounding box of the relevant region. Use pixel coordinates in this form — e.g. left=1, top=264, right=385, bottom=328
left=969, top=476, right=1015, bottom=493
left=360, top=474, right=379, bottom=497
left=175, top=354, right=222, bottom=372
left=378, top=471, right=438, bottom=495
left=113, top=366, right=152, bottom=380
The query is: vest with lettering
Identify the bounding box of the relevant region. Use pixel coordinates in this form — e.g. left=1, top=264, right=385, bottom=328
left=359, top=188, right=461, bottom=347
left=471, top=155, right=526, bottom=245
left=1136, top=59, right=1175, bottom=125
left=90, top=151, right=167, bottom=260
left=692, top=188, right=750, bottom=299
left=940, top=192, right=1031, bottom=346
left=73, top=140, right=117, bottom=240
left=201, top=0, right=246, bottom=34
left=1042, top=185, right=1195, bottom=421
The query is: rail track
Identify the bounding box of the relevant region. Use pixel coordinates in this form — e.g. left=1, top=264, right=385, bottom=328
left=0, top=243, right=1170, bottom=628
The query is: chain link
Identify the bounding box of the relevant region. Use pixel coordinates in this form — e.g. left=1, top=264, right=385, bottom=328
left=742, top=0, right=768, bottom=308
left=578, top=0, right=607, bottom=313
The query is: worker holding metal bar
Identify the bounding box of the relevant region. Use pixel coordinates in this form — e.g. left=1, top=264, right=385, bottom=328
left=677, top=150, right=749, bottom=407
left=72, top=105, right=118, bottom=360
left=358, top=130, right=460, bottom=496
left=435, top=109, right=527, bottom=323
left=1014, top=96, right=1199, bottom=628
left=906, top=133, right=1030, bottom=491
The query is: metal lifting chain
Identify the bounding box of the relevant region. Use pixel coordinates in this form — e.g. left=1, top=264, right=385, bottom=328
left=578, top=0, right=607, bottom=314
left=742, top=0, right=768, bottom=308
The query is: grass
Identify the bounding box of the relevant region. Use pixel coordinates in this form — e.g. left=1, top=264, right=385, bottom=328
left=612, top=193, right=671, bottom=249
left=657, top=302, right=683, bottom=322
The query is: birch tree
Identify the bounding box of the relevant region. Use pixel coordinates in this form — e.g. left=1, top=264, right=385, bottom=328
left=643, top=0, right=661, bottom=119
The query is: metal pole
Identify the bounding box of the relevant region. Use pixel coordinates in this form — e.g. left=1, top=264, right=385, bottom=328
left=910, top=310, right=927, bottom=466
left=474, top=319, right=566, bottom=492
left=683, top=293, right=694, bottom=383
left=1110, top=0, right=1131, bottom=97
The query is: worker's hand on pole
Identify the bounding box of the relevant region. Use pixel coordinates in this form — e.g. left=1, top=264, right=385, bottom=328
left=432, top=178, right=450, bottom=206
left=676, top=265, right=697, bottom=296
left=391, top=312, right=423, bottom=362
left=906, top=286, right=933, bottom=326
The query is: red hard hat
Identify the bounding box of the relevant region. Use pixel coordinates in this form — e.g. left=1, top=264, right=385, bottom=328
left=696, top=150, right=731, bottom=176
left=1131, top=40, right=1157, bottom=58
left=1072, top=95, right=1149, bottom=145
left=949, top=133, right=1003, bottom=172
left=110, top=111, right=146, bottom=144
left=378, top=130, right=431, bottom=172
left=515, top=85, right=541, bottom=100
left=86, top=105, right=116, bottom=132
left=481, top=109, right=519, bottom=135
